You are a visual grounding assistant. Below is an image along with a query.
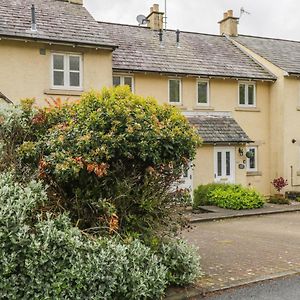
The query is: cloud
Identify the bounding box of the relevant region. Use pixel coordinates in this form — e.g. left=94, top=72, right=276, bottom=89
left=84, top=0, right=300, bottom=41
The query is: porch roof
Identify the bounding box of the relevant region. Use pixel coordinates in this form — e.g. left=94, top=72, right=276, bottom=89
left=187, top=114, right=252, bottom=144
left=0, top=92, right=13, bottom=104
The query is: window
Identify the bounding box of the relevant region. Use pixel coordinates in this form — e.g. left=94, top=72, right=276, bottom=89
left=239, top=82, right=256, bottom=107
left=113, top=75, right=134, bottom=92
left=52, top=53, right=82, bottom=90
left=197, top=80, right=209, bottom=105
left=246, top=146, right=258, bottom=171
left=169, top=79, right=181, bottom=103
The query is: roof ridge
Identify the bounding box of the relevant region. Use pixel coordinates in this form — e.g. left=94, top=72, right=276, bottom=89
left=239, top=34, right=300, bottom=44
left=98, top=21, right=223, bottom=38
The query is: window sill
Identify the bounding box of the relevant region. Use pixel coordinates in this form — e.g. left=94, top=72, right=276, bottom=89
left=193, top=106, right=215, bottom=111
left=169, top=103, right=187, bottom=110
left=44, top=89, right=83, bottom=96
left=247, top=171, right=262, bottom=177
left=235, top=107, right=261, bottom=112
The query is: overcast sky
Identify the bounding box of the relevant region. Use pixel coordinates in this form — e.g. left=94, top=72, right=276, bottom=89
left=84, top=0, right=300, bottom=41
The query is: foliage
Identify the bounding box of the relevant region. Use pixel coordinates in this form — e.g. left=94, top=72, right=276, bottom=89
left=0, top=173, right=169, bottom=299
left=193, top=183, right=264, bottom=210
left=193, top=183, right=229, bottom=208
left=0, top=87, right=201, bottom=238
left=268, top=196, right=290, bottom=205
left=209, top=185, right=265, bottom=210
left=157, top=239, right=202, bottom=286
left=271, top=177, right=288, bottom=193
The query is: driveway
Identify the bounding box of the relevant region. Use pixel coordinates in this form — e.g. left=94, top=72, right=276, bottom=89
left=181, top=212, right=300, bottom=291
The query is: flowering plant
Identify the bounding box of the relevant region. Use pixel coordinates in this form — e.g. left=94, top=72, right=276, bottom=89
left=271, top=177, right=288, bottom=192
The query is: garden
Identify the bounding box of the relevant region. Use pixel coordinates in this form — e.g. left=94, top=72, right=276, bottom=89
left=0, top=87, right=203, bottom=299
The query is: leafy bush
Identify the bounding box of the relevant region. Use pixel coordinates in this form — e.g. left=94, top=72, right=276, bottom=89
left=209, top=185, right=265, bottom=210
left=0, top=173, right=168, bottom=299
left=157, top=239, right=202, bottom=286
left=0, top=87, right=201, bottom=238
left=193, top=183, right=230, bottom=208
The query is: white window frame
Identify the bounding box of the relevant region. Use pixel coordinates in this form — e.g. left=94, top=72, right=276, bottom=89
left=51, top=53, right=83, bottom=90
left=168, top=78, right=182, bottom=104
left=238, top=81, right=256, bottom=107
left=113, top=75, right=135, bottom=92
left=196, top=79, right=210, bottom=106
left=246, top=146, right=258, bottom=172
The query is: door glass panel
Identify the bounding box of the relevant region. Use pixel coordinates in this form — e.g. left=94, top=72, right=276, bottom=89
left=226, top=151, right=231, bottom=176
left=217, top=152, right=222, bottom=176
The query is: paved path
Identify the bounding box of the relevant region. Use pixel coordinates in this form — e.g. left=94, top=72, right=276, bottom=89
left=181, top=212, right=300, bottom=292
left=206, top=275, right=300, bottom=300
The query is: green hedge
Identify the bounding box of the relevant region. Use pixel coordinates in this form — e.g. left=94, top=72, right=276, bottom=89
left=193, top=184, right=264, bottom=210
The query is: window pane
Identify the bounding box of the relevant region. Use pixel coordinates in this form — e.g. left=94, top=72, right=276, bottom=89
left=53, top=71, right=64, bottom=86
left=113, top=76, right=121, bottom=87
left=217, top=152, right=222, bottom=176
left=239, top=84, right=246, bottom=105
left=226, top=151, right=231, bottom=176
left=69, top=56, right=80, bottom=71
left=70, top=72, right=80, bottom=87
left=198, top=82, right=208, bottom=104
left=53, top=55, right=64, bottom=70
left=248, top=85, right=254, bottom=105
left=169, top=80, right=180, bottom=103
left=249, top=148, right=256, bottom=169
left=124, top=77, right=133, bottom=91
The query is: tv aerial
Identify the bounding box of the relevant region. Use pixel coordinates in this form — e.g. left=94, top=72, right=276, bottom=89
left=136, top=14, right=148, bottom=26
left=240, top=7, right=251, bottom=19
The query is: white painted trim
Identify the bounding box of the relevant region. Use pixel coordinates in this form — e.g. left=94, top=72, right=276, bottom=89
left=246, top=146, right=258, bottom=172
left=168, top=78, right=182, bottom=104
left=51, top=53, right=83, bottom=91
left=196, top=79, right=210, bottom=106
left=112, top=74, right=135, bottom=93
left=238, top=81, right=256, bottom=107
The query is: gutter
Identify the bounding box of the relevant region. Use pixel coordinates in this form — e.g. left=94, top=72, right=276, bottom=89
left=0, top=34, right=118, bottom=51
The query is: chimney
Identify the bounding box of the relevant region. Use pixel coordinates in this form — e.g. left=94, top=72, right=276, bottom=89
left=146, top=4, right=164, bottom=30
left=218, top=9, right=239, bottom=36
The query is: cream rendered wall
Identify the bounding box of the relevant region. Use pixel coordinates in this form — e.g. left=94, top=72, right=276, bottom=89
left=0, top=40, right=113, bottom=105
left=134, top=73, right=271, bottom=194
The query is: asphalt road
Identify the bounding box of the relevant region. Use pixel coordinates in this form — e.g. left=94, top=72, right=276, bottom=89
left=204, top=275, right=300, bottom=300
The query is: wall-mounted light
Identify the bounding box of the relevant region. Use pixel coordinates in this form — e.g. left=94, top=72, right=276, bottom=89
left=292, top=139, right=296, bottom=144
left=238, top=148, right=244, bottom=156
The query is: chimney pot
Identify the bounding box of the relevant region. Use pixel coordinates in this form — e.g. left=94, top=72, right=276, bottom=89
left=153, top=4, right=159, bottom=12
left=223, top=12, right=228, bottom=19
left=227, top=10, right=233, bottom=17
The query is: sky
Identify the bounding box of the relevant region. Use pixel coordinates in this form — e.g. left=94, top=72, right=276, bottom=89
left=84, top=0, right=300, bottom=41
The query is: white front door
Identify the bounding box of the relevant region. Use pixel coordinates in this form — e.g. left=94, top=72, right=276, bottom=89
left=214, top=147, right=235, bottom=183
left=178, top=164, right=193, bottom=192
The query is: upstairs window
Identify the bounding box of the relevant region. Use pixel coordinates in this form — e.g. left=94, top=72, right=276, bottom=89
left=239, top=82, right=256, bottom=107
left=169, top=79, right=181, bottom=103
left=113, top=75, right=134, bottom=92
left=197, top=80, right=209, bottom=105
left=52, top=53, right=82, bottom=90
left=246, top=146, right=258, bottom=171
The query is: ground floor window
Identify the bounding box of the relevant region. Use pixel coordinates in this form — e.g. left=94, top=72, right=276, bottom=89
left=246, top=146, right=258, bottom=171
left=113, top=75, right=134, bottom=92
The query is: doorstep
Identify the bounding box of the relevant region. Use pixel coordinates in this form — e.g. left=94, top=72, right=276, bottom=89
left=186, top=202, right=300, bottom=223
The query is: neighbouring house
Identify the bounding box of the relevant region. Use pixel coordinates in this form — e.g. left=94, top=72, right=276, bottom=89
left=1, top=1, right=300, bottom=196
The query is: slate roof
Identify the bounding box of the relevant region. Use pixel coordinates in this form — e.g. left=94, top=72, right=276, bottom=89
left=98, top=22, right=275, bottom=80
left=234, top=35, right=300, bottom=76
left=187, top=114, right=252, bottom=144
left=0, top=92, right=13, bottom=104
left=0, top=0, right=116, bottom=48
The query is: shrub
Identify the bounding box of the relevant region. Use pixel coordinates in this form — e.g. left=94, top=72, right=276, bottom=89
left=193, top=183, right=231, bottom=208
left=268, top=196, right=290, bottom=205
left=157, top=239, right=202, bottom=286
left=271, top=177, right=288, bottom=192
left=0, top=173, right=168, bottom=299
left=1, top=87, right=201, bottom=237
left=209, top=185, right=265, bottom=210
